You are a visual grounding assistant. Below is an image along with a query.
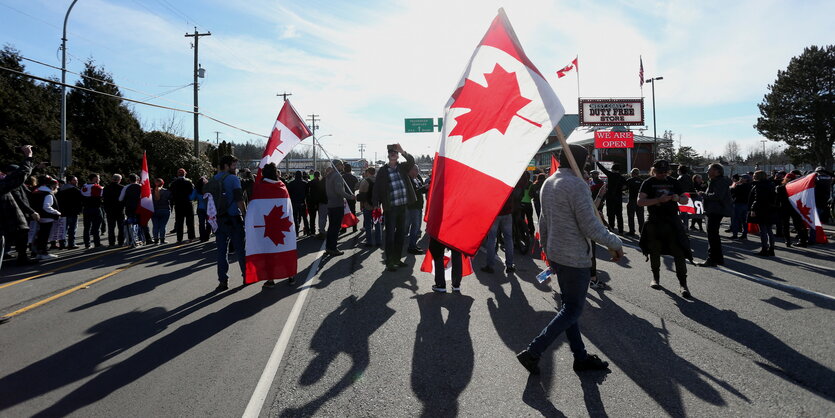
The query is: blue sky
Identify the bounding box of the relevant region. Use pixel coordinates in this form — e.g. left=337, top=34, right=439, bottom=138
left=2, top=0, right=833, bottom=161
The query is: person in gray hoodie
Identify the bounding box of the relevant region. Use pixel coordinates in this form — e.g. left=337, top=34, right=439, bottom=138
left=517, top=145, right=623, bottom=376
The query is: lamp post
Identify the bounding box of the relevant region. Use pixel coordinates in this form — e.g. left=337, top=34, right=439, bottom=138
left=60, top=0, right=80, bottom=178
left=645, top=76, right=663, bottom=161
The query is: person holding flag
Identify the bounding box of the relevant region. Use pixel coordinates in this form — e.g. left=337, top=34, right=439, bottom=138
left=325, top=160, right=355, bottom=256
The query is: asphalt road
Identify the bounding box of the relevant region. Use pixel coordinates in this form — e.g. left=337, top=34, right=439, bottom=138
left=0, top=214, right=833, bottom=417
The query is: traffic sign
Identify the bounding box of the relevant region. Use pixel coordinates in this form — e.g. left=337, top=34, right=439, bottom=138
left=405, top=118, right=434, bottom=133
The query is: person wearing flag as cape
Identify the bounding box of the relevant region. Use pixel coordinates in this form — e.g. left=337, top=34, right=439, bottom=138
left=516, top=145, right=623, bottom=375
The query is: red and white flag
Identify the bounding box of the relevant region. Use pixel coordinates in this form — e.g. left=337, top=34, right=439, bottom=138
left=245, top=178, right=298, bottom=284
left=341, top=201, right=359, bottom=228
left=786, top=173, right=829, bottom=244
left=420, top=249, right=474, bottom=280
left=258, top=100, right=312, bottom=175
left=556, top=56, right=578, bottom=78
left=425, top=9, right=565, bottom=256
left=80, top=183, right=103, bottom=197
left=549, top=154, right=559, bottom=175
left=138, top=152, right=154, bottom=226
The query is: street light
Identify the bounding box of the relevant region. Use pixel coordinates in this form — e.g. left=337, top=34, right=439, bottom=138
left=60, top=0, right=80, bottom=179
left=312, top=134, right=332, bottom=171
left=645, top=76, right=663, bottom=161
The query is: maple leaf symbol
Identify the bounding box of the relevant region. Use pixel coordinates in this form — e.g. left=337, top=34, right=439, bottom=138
left=795, top=199, right=813, bottom=224
left=449, top=63, right=542, bottom=142
left=254, top=204, right=293, bottom=245
left=268, top=129, right=285, bottom=154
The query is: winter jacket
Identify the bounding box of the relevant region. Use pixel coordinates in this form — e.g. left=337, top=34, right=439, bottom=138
left=326, top=170, right=353, bottom=208
left=703, top=176, right=733, bottom=217
left=748, top=180, right=777, bottom=224
left=372, top=152, right=416, bottom=210
left=0, top=158, right=33, bottom=234
left=57, top=184, right=83, bottom=216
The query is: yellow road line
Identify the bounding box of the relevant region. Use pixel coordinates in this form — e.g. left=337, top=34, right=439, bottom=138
left=1, top=242, right=192, bottom=319
left=0, top=247, right=126, bottom=290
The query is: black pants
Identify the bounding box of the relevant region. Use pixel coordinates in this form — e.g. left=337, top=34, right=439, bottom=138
left=174, top=203, right=195, bottom=241
left=429, top=237, right=461, bottom=288
left=706, top=214, right=724, bottom=263
left=780, top=209, right=807, bottom=245
left=646, top=221, right=687, bottom=286
left=520, top=202, right=535, bottom=235
left=35, top=222, right=54, bottom=255
left=105, top=209, right=125, bottom=246
left=627, top=202, right=644, bottom=234
left=384, top=205, right=407, bottom=265
left=606, top=199, right=624, bottom=233
left=82, top=207, right=102, bottom=246
left=308, top=203, right=318, bottom=233
left=292, top=201, right=309, bottom=234
left=326, top=206, right=343, bottom=251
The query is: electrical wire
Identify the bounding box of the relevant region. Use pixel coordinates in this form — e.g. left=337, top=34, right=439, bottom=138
left=0, top=64, right=268, bottom=138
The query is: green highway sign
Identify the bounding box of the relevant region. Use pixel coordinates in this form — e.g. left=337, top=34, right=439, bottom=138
left=405, top=118, right=434, bottom=133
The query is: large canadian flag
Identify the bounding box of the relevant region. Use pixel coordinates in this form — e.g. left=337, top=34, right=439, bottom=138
left=138, top=152, right=154, bottom=226
left=245, top=178, right=298, bottom=284
left=786, top=173, right=829, bottom=244
left=420, top=249, right=474, bottom=280
left=425, top=9, right=565, bottom=256
left=258, top=100, right=312, bottom=175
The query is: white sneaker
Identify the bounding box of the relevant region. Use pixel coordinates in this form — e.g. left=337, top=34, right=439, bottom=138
left=37, top=254, right=58, bottom=260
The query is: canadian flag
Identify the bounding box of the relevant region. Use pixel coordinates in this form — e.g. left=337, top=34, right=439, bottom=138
left=80, top=183, right=103, bottom=197
left=556, top=56, right=578, bottom=78
left=245, top=178, right=298, bottom=284
left=425, top=9, right=565, bottom=256
left=786, top=173, right=828, bottom=244
left=420, top=249, right=474, bottom=280
left=258, top=100, right=312, bottom=174
left=138, top=152, right=154, bottom=226
left=341, top=201, right=359, bottom=228
left=549, top=154, right=559, bottom=175
left=677, top=193, right=703, bottom=215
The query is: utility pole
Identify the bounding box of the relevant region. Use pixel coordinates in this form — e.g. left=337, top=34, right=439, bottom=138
left=213, top=131, right=221, bottom=146
left=277, top=92, right=292, bottom=101
left=358, top=143, right=366, bottom=160
left=307, top=114, right=319, bottom=171
left=185, top=27, right=211, bottom=157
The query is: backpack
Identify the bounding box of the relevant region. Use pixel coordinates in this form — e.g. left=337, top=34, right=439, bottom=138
left=204, top=173, right=231, bottom=218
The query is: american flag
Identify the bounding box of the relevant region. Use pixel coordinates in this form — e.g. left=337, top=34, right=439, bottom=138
left=639, top=56, right=644, bottom=87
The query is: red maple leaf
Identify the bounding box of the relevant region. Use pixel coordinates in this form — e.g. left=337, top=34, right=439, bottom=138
left=267, top=129, right=285, bottom=155
left=795, top=199, right=814, bottom=225
left=449, top=63, right=541, bottom=142
left=255, top=204, right=293, bottom=245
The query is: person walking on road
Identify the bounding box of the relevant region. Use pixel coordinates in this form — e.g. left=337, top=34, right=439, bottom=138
left=120, top=173, right=151, bottom=246
left=287, top=171, right=310, bottom=236
left=698, top=163, right=733, bottom=267
left=357, top=167, right=381, bottom=247
left=57, top=175, right=82, bottom=249
left=32, top=176, right=62, bottom=259
left=597, top=162, right=626, bottom=235
left=102, top=174, right=125, bottom=247
left=516, top=145, right=623, bottom=376
left=170, top=168, right=196, bottom=242
left=373, top=143, right=417, bottom=272
left=748, top=170, right=777, bottom=256
left=637, top=159, right=693, bottom=298
left=341, top=164, right=359, bottom=234
left=776, top=173, right=807, bottom=247
left=325, top=161, right=354, bottom=256
left=208, top=155, right=247, bottom=291
left=192, top=177, right=210, bottom=242
left=0, top=145, right=37, bottom=268
left=625, top=168, right=644, bottom=237
left=151, top=178, right=173, bottom=244
left=80, top=173, right=104, bottom=249
left=729, top=174, right=752, bottom=240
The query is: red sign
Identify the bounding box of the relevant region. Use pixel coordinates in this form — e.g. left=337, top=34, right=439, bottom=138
left=594, top=131, right=634, bottom=148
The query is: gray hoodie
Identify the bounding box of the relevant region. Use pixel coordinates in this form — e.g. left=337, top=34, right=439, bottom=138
left=539, top=168, right=622, bottom=268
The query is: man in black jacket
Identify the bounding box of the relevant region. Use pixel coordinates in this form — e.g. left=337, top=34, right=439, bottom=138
left=169, top=168, right=196, bottom=242
left=341, top=164, right=359, bottom=233
left=625, top=168, right=644, bottom=236
left=372, top=143, right=416, bottom=271
left=698, top=163, right=732, bottom=267
left=0, top=145, right=36, bottom=268
left=287, top=171, right=310, bottom=235
left=103, top=174, right=125, bottom=247
left=596, top=162, right=626, bottom=234
left=57, top=175, right=83, bottom=249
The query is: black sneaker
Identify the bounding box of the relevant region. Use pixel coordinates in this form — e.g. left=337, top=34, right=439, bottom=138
left=505, top=265, right=516, bottom=274
left=649, top=278, right=661, bottom=289
left=573, top=354, right=609, bottom=372
left=386, top=264, right=398, bottom=272
left=262, top=280, right=276, bottom=288
left=288, top=276, right=296, bottom=285
left=396, top=261, right=408, bottom=268
left=431, top=285, right=446, bottom=293
left=215, top=282, right=229, bottom=292
left=480, top=266, right=495, bottom=274
left=680, top=286, right=692, bottom=299
left=516, top=350, right=540, bottom=375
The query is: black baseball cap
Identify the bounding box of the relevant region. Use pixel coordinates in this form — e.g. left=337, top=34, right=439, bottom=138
left=652, top=159, right=670, bottom=172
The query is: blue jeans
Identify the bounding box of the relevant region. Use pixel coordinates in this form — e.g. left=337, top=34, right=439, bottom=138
left=64, top=215, right=78, bottom=246
left=82, top=207, right=103, bottom=246
left=362, top=208, right=382, bottom=245
left=758, top=223, right=774, bottom=251
left=484, top=214, right=513, bottom=268
left=215, top=216, right=246, bottom=282
left=152, top=208, right=170, bottom=241
left=527, top=263, right=590, bottom=360
left=407, top=208, right=423, bottom=249
left=197, top=208, right=209, bottom=241
left=731, top=203, right=748, bottom=236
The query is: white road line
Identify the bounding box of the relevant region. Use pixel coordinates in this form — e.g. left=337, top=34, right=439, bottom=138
left=242, top=241, right=327, bottom=418
left=621, top=242, right=835, bottom=302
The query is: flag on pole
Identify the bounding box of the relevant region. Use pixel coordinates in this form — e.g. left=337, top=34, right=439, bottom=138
left=786, top=173, right=829, bottom=244
left=341, top=201, right=359, bottom=228
left=549, top=154, right=559, bottom=175
left=138, top=151, right=154, bottom=227
left=245, top=177, right=298, bottom=284
left=556, top=56, right=578, bottom=78
left=258, top=100, right=312, bottom=176
left=425, top=8, right=565, bottom=256
left=420, top=249, right=474, bottom=280
left=639, top=56, right=644, bottom=87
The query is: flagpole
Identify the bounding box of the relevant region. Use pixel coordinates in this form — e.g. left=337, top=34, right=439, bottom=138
left=575, top=54, right=580, bottom=99
left=314, top=139, right=354, bottom=193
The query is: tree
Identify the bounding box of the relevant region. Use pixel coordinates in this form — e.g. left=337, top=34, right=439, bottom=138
left=724, top=140, right=742, bottom=163
left=141, top=131, right=213, bottom=179
left=756, top=45, right=835, bottom=169
left=673, top=146, right=702, bottom=167
left=658, top=130, right=676, bottom=160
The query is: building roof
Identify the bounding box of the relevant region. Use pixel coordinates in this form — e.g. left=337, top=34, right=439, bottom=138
left=537, top=121, right=671, bottom=154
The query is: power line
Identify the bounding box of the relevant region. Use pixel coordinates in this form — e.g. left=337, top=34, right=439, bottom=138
left=0, top=64, right=268, bottom=138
